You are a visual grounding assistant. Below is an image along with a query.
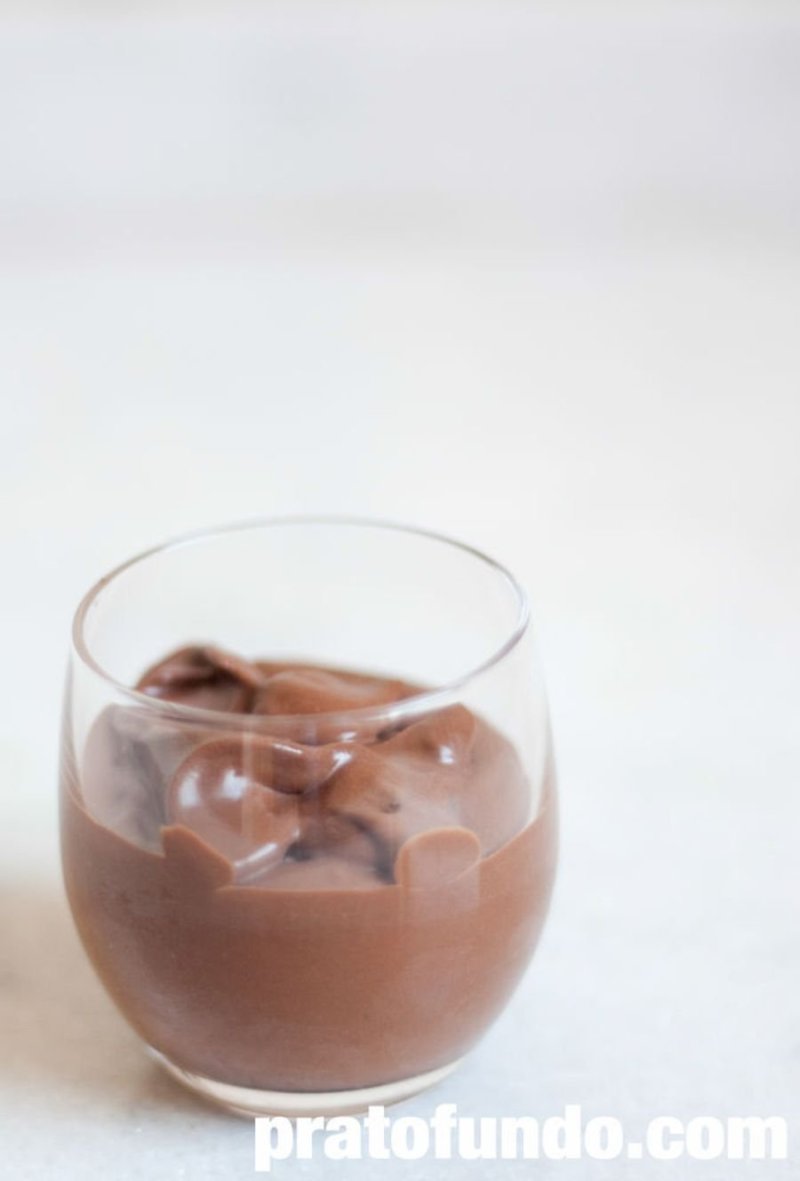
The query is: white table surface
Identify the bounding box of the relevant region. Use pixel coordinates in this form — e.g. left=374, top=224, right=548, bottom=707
left=1, top=3, right=799, bottom=1178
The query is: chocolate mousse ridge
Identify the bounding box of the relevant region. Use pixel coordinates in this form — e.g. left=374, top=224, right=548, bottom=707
left=127, top=644, right=530, bottom=889
left=137, top=644, right=418, bottom=716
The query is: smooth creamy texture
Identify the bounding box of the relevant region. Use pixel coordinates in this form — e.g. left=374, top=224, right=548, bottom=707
left=61, top=646, right=557, bottom=1092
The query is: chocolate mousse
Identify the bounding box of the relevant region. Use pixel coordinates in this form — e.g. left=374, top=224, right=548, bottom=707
left=61, top=646, right=557, bottom=1094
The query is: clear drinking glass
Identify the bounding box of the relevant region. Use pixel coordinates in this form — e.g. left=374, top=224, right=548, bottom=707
left=60, top=518, right=558, bottom=1117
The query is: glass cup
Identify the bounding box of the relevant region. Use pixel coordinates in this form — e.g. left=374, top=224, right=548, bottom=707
left=60, top=518, right=558, bottom=1117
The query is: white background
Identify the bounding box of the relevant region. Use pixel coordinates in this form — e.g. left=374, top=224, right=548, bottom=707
left=2, top=2, right=799, bottom=1178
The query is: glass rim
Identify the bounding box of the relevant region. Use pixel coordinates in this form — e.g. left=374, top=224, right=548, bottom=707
left=71, top=515, right=531, bottom=729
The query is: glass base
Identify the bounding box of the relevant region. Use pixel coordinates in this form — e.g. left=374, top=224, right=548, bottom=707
left=149, top=1047, right=463, bottom=1118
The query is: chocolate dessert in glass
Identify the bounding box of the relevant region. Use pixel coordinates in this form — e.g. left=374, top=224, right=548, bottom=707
left=60, top=519, right=557, bottom=1116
